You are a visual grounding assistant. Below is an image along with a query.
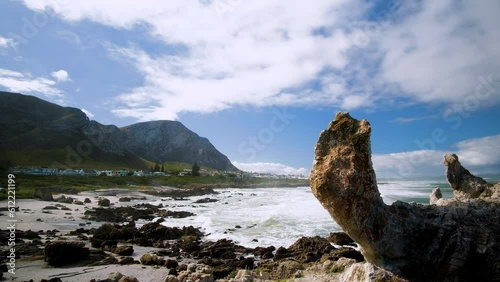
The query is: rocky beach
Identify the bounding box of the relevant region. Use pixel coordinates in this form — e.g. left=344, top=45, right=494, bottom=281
left=0, top=188, right=381, bottom=282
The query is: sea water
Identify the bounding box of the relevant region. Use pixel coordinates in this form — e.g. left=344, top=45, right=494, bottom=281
left=141, top=178, right=458, bottom=248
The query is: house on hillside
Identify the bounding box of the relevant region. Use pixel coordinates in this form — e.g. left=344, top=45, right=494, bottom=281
left=9, top=168, right=30, bottom=174
left=83, top=169, right=101, bottom=176
left=59, top=169, right=84, bottom=176
left=112, top=170, right=129, bottom=177
left=101, top=170, right=114, bottom=176
left=132, top=170, right=144, bottom=177
left=29, top=167, right=58, bottom=175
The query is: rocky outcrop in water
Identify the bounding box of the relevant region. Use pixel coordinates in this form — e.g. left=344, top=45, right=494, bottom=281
left=444, top=153, right=500, bottom=199
left=310, top=112, right=500, bottom=281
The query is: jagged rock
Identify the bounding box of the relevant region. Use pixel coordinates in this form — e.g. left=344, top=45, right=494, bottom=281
left=113, top=245, right=134, bottom=256
left=444, top=153, right=500, bottom=199
left=430, top=187, right=443, bottom=204
left=327, top=232, right=355, bottom=246
left=98, top=198, right=111, bottom=207
left=44, top=241, right=90, bottom=266
left=310, top=112, right=500, bottom=281
left=444, top=154, right=488, bottom=198
left=275, top=261, right=304, bottom=279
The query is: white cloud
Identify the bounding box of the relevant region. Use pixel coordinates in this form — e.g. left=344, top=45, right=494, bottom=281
left=372, top=134, right=500, bottom=178
left=19, top=0, right=500, bottom=120
left=0, top=36, right=16, bottom=49
left=454, top=134, right=500, bottom=167
left=50, top=69, right=71, bottom=82
left=81, top=108, right=95, bottom=119
left=233, top=161, right=309, bottom=176
left=20, top=0, right=372, bottom=120
left=390, top=115, right=438, bottom=124
left=377, top=0, right=500, bottom=106
left=0, top=68, right=64, bottom=99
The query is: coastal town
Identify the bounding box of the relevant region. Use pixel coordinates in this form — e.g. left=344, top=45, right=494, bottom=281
left=7, top=166, right=308, bottom=179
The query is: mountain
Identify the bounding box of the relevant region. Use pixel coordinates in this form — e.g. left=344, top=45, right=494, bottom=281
left=122, top=121, right=238, bottom=171
left=0, top=91, right=238, bottom=171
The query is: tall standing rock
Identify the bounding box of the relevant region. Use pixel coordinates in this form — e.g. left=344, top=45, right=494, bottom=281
left=444, top=153, right=488, bottom=199
left=310, top=112, right=500, bottom=281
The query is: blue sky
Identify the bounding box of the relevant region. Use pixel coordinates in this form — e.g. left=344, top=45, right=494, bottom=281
left=1, top=0, right=499, bottom=177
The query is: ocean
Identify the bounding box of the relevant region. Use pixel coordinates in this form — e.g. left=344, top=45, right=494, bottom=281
left=137, top=178, right=472, bottom=248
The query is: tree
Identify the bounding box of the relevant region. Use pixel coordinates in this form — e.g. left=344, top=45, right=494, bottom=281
left=160, top=165, right=164, bottom=172
left=192, top=162, right=200, bottom=177
left=154, top=163, right=160, bottom=172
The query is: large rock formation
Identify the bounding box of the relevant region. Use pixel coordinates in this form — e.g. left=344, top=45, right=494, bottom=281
left=444, top=153, right=499, bottom=199
left=310, top=112, right=500, bottom=281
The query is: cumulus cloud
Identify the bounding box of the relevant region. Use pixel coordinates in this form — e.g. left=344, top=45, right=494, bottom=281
left=0, top=68, right=64, bottom=99
left=0, top=36, right=16, bottom=49
left=372, top=134, right=500, bottom=178
left=233, top=161, right=309, bottom=176
left=50, top=69, right=71, bottom=82
left=81, top=108, right=95, bottom=119
left=19, top=0, right=500, bottom=120
left=377, top=0, right=500, bottom=106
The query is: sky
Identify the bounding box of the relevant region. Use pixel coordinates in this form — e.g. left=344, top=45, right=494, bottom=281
left=0, top=0, right=499, bottom=178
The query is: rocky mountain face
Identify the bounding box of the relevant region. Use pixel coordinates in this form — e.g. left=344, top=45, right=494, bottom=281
left=310, top=112, right=500, bottom=282
left=0, top=92, right=238, bottom=171
left=122, top=121, right=238, bottom=171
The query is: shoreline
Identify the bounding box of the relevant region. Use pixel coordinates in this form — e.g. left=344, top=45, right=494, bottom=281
left=0, top=188, right=379, bottom=282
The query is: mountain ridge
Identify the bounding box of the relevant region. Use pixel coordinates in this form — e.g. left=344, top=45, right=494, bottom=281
left=0, top=91, right=238, bottom=171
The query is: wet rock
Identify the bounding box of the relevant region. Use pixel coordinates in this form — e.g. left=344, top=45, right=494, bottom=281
left=274, top=236, right=334, bottom=263
left=310, top=112, right=500, bottom=281
left=323, top=247, right=364, bottom=262
left=119, top=257, right=136, bottom=265
left=98, top=198, right=111, bottom=207
left=44, top=241, right=90, bottom=266
left=42, top=205, right=59, bottom=210
left=84, top=198, right=92, bottom=203
left=327, top=232, right=355, bottom=246
left=194, top=198, right=218, bottom=204
left=113, top=245, right=134, bottom=256
left=84, top=206, right=156, bottom=222
left=140, top=253, right=163, bottom=266
left=160, top=210, right=196, bottom=218
left=138, top=222, right=203, bottom=242
left=252, top=246, right=275, bottom=259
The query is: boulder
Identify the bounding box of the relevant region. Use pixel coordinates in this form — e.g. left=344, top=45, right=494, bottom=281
left=113, top=245, right=134, bottom=256
left=98, top=198, right=111, bottom=207
left=44, top=241, right=90, bottom=266
left=444, top=153, right=498, bottom=199
left=327, top=232, right=355, bottom=246
left=34, top=187, right=54, bottom=201
left=310, top=112, right=500, bottom=281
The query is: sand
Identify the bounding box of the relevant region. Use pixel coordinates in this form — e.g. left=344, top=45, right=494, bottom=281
left=1, top=190, right=176, bottom=282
